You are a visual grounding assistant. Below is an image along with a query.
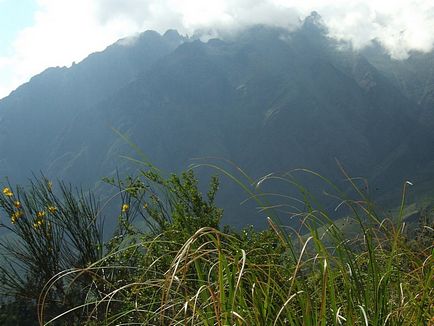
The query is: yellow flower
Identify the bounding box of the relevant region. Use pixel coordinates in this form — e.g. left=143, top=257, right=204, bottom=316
left=33, top=219, right=44, bottom=230
left=33, top=219, right=44, bottom=229
left=36, top=211, right=45, bottom=218
left=121, top=204, right=129, bottom=213
left=47, top=181, right=53, bottom=191
left=2, top=187, right=13, bottom=197
left=11, top=210, right=24, bottom=224
left=48, top=206, right=57, bottom=214
left=14, top=200, right=21, bottom=208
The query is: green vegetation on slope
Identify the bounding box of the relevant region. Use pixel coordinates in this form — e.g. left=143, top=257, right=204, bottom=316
left=2, top=25, right=434, bottom=229
left=0, top=168, right=432, bottom=325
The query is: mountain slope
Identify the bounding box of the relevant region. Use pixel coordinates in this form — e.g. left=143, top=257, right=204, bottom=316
left=0, top=30, right=185, bottom=184
left=0, top=21, right=433, bottom=226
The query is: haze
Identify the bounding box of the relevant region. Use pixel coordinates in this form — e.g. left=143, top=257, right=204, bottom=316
left=0, top=0, right=433, bottom=99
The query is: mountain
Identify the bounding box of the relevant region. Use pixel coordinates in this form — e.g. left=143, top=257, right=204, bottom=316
left=0, top=30, right=185, bottom=184
left=1, top=17, right=433, bottom=227
left=361, top=44, right=434, bottom=126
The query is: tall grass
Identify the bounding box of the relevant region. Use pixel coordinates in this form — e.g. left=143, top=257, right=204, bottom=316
left=0, top=176, right=104, bottom=324
left=40, top=168, right=434, bottom=325
left=1, top=167, right=432, bottom=325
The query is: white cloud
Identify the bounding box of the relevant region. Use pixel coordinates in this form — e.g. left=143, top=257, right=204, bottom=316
left=0, top=0, right=148, bottom=99
left=1, top=0, right=434, bottom=99
left=318, top=0, right=434, bottom=58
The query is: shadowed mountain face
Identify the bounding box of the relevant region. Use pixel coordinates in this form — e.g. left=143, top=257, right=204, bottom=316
left=0, top=20, right=433, bottom=227
left=0, top=30, right=185, bottom=184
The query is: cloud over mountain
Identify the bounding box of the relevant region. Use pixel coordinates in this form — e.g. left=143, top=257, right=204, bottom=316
left=93, top=0, right=434, bottom=58
left=1, top=0, right=433, bottom=98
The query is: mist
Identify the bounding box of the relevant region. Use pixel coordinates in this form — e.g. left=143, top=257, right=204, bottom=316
left=96, top=0, right=434, bottom=59
left=1, top=0, right=433, bottom=98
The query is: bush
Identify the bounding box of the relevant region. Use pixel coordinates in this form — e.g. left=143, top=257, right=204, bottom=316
left=0, top=169, right=432, bottom=325
left=0, top=177, right=104, bottom=324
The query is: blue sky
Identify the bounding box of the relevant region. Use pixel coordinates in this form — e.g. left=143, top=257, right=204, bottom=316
left=0, top=0, right=37, bottom=56
left=0, top=0, right=433, bottom=100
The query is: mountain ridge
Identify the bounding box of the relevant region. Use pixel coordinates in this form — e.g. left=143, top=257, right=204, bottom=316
left=0, top=22, right=433, bottom=226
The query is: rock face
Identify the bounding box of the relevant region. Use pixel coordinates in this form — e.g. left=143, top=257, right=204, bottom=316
left=0, top=20, right=433, bottom=226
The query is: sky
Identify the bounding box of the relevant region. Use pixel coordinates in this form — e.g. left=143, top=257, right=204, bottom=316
left=0, top=0, right=434, bottom=99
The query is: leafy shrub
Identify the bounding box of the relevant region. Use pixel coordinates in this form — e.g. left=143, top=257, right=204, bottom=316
left=0, top=169, right=432, bottom=325
left=0, top=177, right=104, bottom=324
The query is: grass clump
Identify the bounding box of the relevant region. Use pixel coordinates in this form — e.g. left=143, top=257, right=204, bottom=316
left=0, top=168, right=432, bottom=325
left=0, top=177, right=104, bottom=325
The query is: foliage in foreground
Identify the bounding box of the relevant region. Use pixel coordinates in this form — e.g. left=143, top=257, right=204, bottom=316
left=0, top=169, right=432, bottom=325
left=0, top=177, right=103, bottom=324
